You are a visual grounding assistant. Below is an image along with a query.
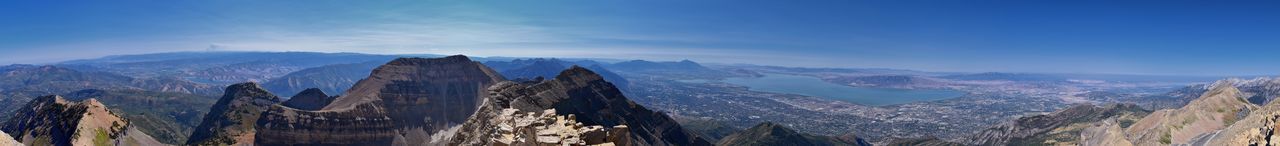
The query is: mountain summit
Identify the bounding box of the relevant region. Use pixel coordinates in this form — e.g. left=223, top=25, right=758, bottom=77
left=185, top=82, right=283, bottom=145
left=451, top=66, right=712, bottom=145
left=1, top=95, right=163, bottom=146
left=252, top=55, right=506, bottom=145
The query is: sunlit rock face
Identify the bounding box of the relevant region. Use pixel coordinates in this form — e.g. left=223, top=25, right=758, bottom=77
left=482, top=108, right=631, bottom=146
left=0, top=131, right=15, bottom=146
left=2, top=95, right=164, bottom=146
left=252, top=55, right=505, bottom=145
left=452, top=66, right=712, bottom=146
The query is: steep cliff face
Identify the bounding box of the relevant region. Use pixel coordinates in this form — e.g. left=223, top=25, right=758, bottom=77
left=962, top=104, right=1149, bottom=145
left=1124, top=81, right=1255, bottom=145
left=451, top=66, right=711, bottom=146
left=716, top=122, right=870, bottom=146
left=1, top=95, right=163, bottom=146
left=280, top=88, right=334, bottom=110
left=185, top=82, right=282, bottom=146
left=254, top=55, right=505, bottom=145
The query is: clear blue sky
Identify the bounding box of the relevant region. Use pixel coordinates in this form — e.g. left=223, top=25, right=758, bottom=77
left=2, top=0, right=1278, bottom=76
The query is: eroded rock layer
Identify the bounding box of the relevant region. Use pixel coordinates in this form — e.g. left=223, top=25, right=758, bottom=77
left=254, top=55, right=505, bottom=145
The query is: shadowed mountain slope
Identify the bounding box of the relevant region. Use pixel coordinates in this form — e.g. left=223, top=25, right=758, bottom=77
left=717, top=122, right=870, bottom=146
left=185, top=82, right=282, bottom=146
left=252, top=55, right=505, bottom=145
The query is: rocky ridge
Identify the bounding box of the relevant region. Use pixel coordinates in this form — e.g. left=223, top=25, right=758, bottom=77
left=1203, top=79, right=1280, bottom=145
left=1123, top=80, right=1255, bottom=145
left=451, top=66, right=711, bottom=146
left=1, top=95, right=164, bottom=146
left=961, top=103, right=1149, bottom=145
left=485, top=108, right=631, bottom=145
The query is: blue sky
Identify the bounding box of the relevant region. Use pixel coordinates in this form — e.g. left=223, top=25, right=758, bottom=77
left=2, top=0, right=1278, bottom=76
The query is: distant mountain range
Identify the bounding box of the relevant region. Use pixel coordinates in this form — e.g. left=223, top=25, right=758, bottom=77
left=1, top=51, right=1272, bottom=145
left=59, top=52, right=409, bottom=84
left=261, top=61, right=385, bottom=97
left=904, top=77, right=1280, bottom=145
left=0, top=64, right=219, bottom=123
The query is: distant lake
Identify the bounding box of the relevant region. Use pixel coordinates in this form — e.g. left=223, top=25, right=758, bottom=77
left=721, top=73, right=965, bottom=106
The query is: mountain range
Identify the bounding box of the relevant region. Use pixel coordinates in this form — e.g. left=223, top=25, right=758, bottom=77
left=0, top=51, right=1271, bottom=145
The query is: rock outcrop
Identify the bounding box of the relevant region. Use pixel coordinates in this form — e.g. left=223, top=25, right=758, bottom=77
left=1078, top=119, right=1135, bottom=146
left=962, top=103, right=1149, bottom=145
left=253, top=55, right=505, bottom=145
left=716, top=122, right=870, bottom=146
left=451, top=66, right=711, bottom=146
left=62, top=89, right=219, bottom=144
left=185, top=82, right=282, bottom=146
left=0, top=131, right=16, bottom=146
left=1203, top=80, right=1280, bottom=145
left=280, top=88, right=334, bottom=110
left=1, top=95, right=164, bottom=146
left=1124, top=80, right=1255, bottom=145
left=484, top=108, right=631, bottom=145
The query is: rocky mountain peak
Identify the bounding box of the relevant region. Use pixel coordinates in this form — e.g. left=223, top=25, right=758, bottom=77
left=280, top=88, right=333, bottom=110
left=554, top=66, right=606, bottom=83
left=252, top=56, right=505, bottom=145
left=451, top=66, right=711, bottom=146
left=325, top=55, right=503, bottom=110
left=185, top=82, right=282, bottom=145
left=1, top=95, right=162, bottom=146
left=1124, top=82, right=1255, bottom=145
left=384, top=55, right=472, bottom=66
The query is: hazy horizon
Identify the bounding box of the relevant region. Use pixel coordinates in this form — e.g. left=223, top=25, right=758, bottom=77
left=3, top=1, right=1278, bottom=76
